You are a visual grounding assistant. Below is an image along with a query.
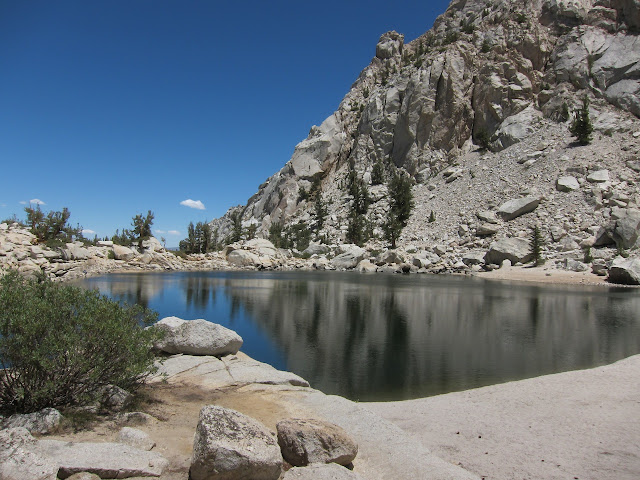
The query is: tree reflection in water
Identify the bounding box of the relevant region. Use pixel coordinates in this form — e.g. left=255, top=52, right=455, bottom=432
left=75, top=271, right=640, bottom=401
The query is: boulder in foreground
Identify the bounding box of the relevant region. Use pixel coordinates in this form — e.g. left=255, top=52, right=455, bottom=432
left=151, top=316, right=243, bottom=356
left=276, top=418, right=358, bottom=467
left=191, top=405, right=282, bottom=480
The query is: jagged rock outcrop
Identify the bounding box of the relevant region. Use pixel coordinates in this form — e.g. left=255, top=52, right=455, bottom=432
left=208, top=0, right=640, bottom=273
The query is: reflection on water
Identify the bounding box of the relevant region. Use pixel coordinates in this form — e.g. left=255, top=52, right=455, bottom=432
left=75, top=271, right=640, bottom=401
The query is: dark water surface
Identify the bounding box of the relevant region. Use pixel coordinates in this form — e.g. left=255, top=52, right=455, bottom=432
left=74, top=271, right=640, bottom=401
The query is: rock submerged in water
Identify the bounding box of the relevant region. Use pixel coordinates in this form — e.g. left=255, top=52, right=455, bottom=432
left=150, top=316, right=243, bottom=356
left=191, top=405, right=282, bottom=480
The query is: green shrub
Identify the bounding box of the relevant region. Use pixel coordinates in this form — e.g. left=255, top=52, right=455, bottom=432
left=168, top=249, right=188, bottom=259
left=461, top=21, right=475, bottom=34
left=474, top=128, right=491, bottom=150
left=0, top=271, right=161, bottom=414
left=443, top=31, right=459, bottom=45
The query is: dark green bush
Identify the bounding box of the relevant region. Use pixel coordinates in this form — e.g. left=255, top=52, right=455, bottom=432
left=371, top=160, right=385, bottom=185
left=475, top=128, right=491, bottom=150
left=0, top=271, right=161, bottom=414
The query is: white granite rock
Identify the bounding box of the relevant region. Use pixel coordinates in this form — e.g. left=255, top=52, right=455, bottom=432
left=151, top=316, right=243, bottom=356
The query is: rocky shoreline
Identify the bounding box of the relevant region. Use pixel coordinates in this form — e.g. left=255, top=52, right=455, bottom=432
left=3, top=315, right=638, bottom=479
left=2, top=222, right=639, bottom=286
left=0, top=317, right=479, bottom=479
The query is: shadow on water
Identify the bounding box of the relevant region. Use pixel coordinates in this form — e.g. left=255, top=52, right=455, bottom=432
left=75, top=271, right=640, bottom=401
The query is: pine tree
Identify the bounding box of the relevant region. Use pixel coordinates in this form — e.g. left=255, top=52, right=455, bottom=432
left=371, top=159, right=385, bottom=185
left=344, top=160, right=371, bottom=246
left=131, top=210, right=154, bottom=246
left=382, top=171, right=414, bottom=248
left=228, top=210, right=243, bottom=243
left=530, top=225, right=545, bottom=266
left=569, top=96, right=594, bottom=145
left=268, top=222, right=284, bottom=248
left=314, top=191, right=328, bottom=234
left=346, top=211, right=367, bottom=246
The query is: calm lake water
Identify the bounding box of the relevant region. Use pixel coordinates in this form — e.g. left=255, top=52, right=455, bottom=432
left=74, top=271, right=640, bottom=401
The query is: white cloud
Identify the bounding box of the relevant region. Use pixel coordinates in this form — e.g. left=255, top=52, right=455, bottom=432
left=82, top=229, right=96, bottom=235
left=154, top=229, right=166, bottom=234
left=19, top=201, right=27, bottom=205
left=0, top=204, right=6, bottom=208
left=180, top=199, right=205, bottom=210
left=168, top=230, right=181, bottom=235
left=29, top=198, right=46, bottom=205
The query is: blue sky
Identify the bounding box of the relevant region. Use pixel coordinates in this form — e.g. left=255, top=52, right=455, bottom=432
left=0, top=0, right=450, bottom=245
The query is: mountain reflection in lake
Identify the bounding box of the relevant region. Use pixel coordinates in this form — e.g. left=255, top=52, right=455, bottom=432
left=75, top=271, right=640, bottom=401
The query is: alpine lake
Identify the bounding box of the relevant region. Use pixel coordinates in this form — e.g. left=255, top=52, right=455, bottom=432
left=73, top=270, right=640, bottom=402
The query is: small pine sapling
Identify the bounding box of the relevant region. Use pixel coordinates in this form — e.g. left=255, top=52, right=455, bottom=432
left=530, top=225, right=545, bottom=266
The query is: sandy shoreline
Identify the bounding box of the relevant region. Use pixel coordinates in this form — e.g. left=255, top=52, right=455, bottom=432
left=365, top=354, right=640, bottom=480
left=473, top=264, right=616, bottom=286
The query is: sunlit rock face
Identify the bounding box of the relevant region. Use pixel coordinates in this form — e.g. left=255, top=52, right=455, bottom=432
left=209, top=0, right=640, bottom=274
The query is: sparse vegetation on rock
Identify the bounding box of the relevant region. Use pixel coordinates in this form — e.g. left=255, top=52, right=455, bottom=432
left=130, top=210, right=154, bottom=246
left=569, top=96, right=594, bottom=145
left=24, top=205, right=82, bottom=246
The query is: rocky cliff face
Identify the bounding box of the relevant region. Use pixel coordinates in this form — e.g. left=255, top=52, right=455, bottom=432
left=211, top=0, right=640, bottom=263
